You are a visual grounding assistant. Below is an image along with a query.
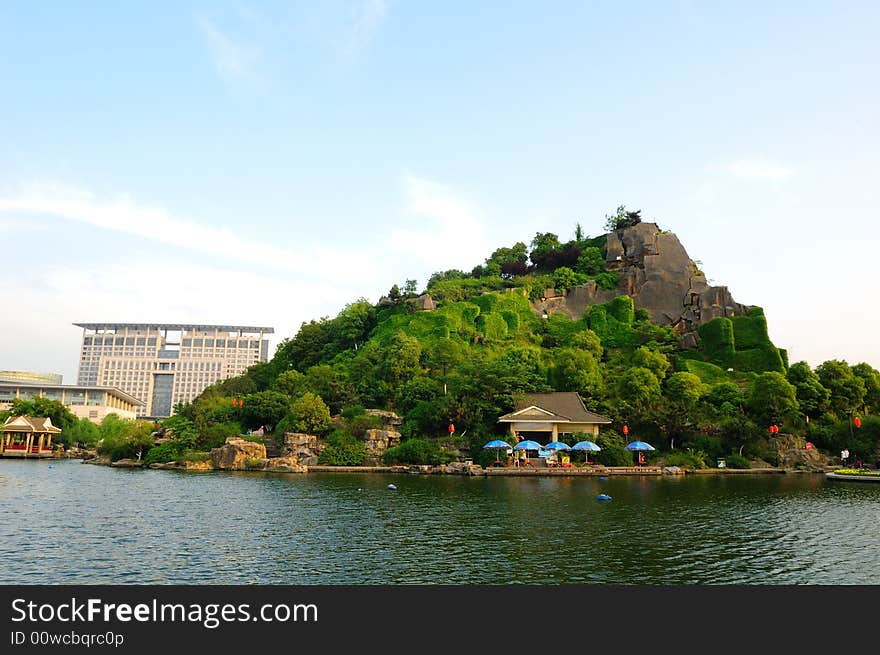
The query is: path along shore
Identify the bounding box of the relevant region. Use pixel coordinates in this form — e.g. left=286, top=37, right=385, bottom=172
left=73, top=456, right=836, bottom=477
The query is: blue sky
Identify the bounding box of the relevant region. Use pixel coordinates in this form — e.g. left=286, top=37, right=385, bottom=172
left=1, top=1, right=878, bottom=382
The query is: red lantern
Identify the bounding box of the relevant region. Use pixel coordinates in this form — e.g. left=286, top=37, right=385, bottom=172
left=448, top=423, right=455, bottom=434
left=622, top=424, right=629, bottom=436
left=854, top=417, right=861, bottom=428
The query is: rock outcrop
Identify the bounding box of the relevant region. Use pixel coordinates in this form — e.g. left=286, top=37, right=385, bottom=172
left=261, top=456, right=307, bottom=473
left=281, top=433, right=324, bottom=466
left=533, top=222, right=750, bottom=346
left=772, top=435, right=831, bottom=471
left=210, top=438, right=267, bottom=470
left=363, top=428, right=402, bottom=466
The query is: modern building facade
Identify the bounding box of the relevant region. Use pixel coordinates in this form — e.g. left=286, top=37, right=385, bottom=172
left=0, top=382, right=144, bottom=422
left=73, top=323, right=274, bottom=418
left=0, top=370, right=63, bottom=384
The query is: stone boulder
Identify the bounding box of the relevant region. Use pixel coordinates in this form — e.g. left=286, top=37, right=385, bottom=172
left=365, top=409, right=403, bottom=428
left=110, top=458, right=145, bottom=468
left=363, top=428, right=402, bottom=466
left=410, top=294, right=436, bottom=311
left=533, top=222, right=751, bottom=345
left=210, top=438, right=267, bottom=470
left=281, top=433, right=324, bottom=466
left=772, top=434, right=830, bottom=471
left=262, top=456, right=307, bottom=473
left=149, top=460, right=214, bottom=472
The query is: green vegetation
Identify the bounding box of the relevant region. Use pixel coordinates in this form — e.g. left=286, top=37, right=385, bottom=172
left=134, top=212, right=878, bottom=469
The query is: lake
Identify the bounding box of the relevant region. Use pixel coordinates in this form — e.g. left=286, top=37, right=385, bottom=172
left=1, top=459, right=878, bottom=584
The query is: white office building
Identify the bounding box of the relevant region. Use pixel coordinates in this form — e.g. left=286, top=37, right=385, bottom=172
left=74, top=323, right=274, bottom=418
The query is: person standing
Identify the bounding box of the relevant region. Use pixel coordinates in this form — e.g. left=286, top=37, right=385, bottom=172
left=841, top=448, right=850, bottom=466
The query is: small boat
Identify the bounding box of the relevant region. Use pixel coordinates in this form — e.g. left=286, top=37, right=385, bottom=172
left=597, top=494, right=612, bottom=502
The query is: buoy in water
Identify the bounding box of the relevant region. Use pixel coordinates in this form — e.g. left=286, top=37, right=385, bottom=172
left=597, top=494, right=612, bottom=502
left=387, top=484, right=397, bottom=491
left=598, top=476, right=606, bottom=481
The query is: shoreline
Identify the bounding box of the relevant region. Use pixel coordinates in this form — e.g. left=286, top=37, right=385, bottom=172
left=57, top=457, right=833, bottom=477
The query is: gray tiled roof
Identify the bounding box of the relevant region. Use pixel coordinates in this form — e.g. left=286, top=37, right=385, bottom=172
left=498, top=392, right=611, bottom=424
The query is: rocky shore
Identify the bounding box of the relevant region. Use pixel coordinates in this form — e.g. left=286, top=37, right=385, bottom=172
left=78, top=438, right=832, bottom=477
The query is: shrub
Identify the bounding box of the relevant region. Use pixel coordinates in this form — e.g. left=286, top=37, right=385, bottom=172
left=594, top=271, right=619, bottom=291
left=318, top=441, right=367, bottom=466
left=144, top=442, right=184, bottom=465
left=244, top=457, right=263, bottom=469
left=198, top=421, right=243, bottom=450
left=724, top=453, right=751, bottom=469
left=180, top=451, right=212, bottom=463
left=594, top=430, right=633, bottom=466
left=698, top=318, right=735, bottom=369
left=662, top=449, right=708, bottom=469
left=686, top=435, right=723, bottom=459
left=383, top=438, right=454, bottom=465
left=348, top=414, right=383, bottom=438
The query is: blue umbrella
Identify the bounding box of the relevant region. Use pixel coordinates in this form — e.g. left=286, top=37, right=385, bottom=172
left=626, top=440, right=655, bottom=466
left=625, top=441, right=655, bottom=451
left=483, top=439, right=511, bottom=463
left=544, top=441, right=571, bottom=451
left=513, top=440, right=543, bottom=451
left=483, top=439, right=511, bottom=449
left=572, top=440, right=601, bottom=463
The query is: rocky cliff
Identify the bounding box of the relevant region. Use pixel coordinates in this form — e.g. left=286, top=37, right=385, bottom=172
left=535, top=222, right=751, bottom=347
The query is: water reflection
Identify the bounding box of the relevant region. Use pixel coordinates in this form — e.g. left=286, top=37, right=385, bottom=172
left=0, top=460, right=878, bottom=584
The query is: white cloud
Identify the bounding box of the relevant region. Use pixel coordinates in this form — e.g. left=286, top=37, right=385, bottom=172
left=0, top=259, right=362, bottom=383
left=0, top=182, right=377, bottom=285
left=347, top=0, right=391, bottom=54
left=391, top=173, right=489, bottom=273
left=726, top=158, right=795, bottom=181
left=0, top=218, right=46, bottom=235
left=196, top=13, right=263, bottom=83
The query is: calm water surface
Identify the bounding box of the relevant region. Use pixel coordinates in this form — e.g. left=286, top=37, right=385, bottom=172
left=1, top=459, right=878, bottom=584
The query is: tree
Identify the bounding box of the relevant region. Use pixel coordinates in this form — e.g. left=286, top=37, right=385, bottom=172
left=660, top=372, right=706, bottom=449
left=616, top=367, right=662, bottom=418
left=428, top=338, right=464, bottom=377
left=332, top=298, right=376, bottom=352
left=632, top=346, right=671, bottom=381
left=786, top=361, right=829, bottom=419
left=388, top=284, right=402, bottom=302
left=575, top=246, right=605, bottom=276
left=705, top=382, right=745, bottom=416
left=746, top=372, right=799, bottom=426
left=550, top=349, right=603, bottom=399
left=9, top=397, right=77, bottom=431
left=273, top=370, right=307, bottom=398
left=551, top=266, right=586, bottom=292
left=851, top=362, right=880, bottom=414
left=242, top=390, right=291, bottom=431
left=272, top=317, right=333, bottom=371
left=816, top=360, right=866, bottom=417
left=404, top=279, right=418, bottom=296
left=160, top=414, right=197, bottom=450
left=286, top=392, right=332, bottom=435
left=486, top=243, right=528, bottom=267
left=303, top=364, right=354, bottom=414
left=604, top=205, right=642, bottom=231
left=571, top=330, right=603, bottom=360
left=528, top=232, right=562, bottom=269
left=63, top=417, right=100, bottom=447
left=378, top=332, right=422, bottom=387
